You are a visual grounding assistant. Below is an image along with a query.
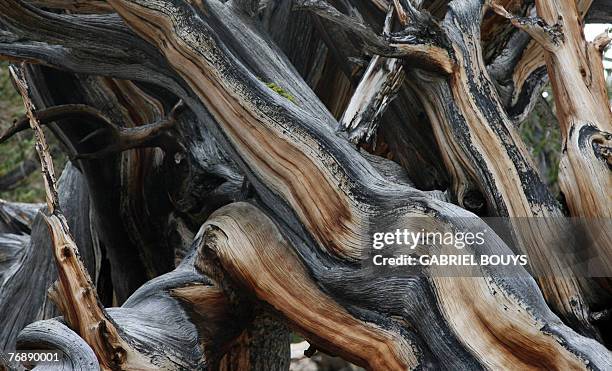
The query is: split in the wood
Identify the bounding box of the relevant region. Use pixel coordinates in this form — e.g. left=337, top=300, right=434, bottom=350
left=1, top=0, right=611, bottom=368
left=528, top=0, right=612, bottom=279
left=489, top=1, right=564, bottom=51
left=294, top=0, right=454, bottom=73
left=340, top=3, right=405, bottom=144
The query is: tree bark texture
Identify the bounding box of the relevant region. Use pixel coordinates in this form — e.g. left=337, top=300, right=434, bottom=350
left=0, top=0, right=611, bottom=370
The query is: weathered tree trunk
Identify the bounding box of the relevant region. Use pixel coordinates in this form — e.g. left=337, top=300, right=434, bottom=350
left=0, top=0, right=611, bottom=370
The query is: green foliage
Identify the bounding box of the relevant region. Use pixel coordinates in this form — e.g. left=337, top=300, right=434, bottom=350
left=519, top=87, right=561, bottom=196
left=0, top=61, right=45, bottom=203
left=520, top=75, right=612, bottom=198
left=0, top=61, right=24, bottom=115
left=291, top=332, right=304, bottom=343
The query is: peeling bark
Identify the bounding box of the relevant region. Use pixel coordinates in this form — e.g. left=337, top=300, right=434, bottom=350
left=534, top=0, right=612, bottom=249
left=0, top=0, right=611, bottom=369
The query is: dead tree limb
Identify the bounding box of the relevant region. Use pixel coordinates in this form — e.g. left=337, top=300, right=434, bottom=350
left=0, top=0, right=610, bottom=369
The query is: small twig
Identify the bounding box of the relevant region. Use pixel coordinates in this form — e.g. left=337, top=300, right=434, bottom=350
left=0, top=101, right=185, bottom=159
left=367, top=0, right=388, bottom=11
left=591, top=31, right=612, bottom=54
left=0, top=104, right=115, bottom=144
left=293, top=0, right=454, bottom=74
left=9, top=65, right=60, bottom=212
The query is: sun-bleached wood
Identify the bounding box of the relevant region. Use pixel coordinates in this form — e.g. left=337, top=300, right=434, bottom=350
left=0, top=0, right=610, bottom=369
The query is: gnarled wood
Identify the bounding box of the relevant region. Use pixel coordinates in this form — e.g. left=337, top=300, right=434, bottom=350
left=0, top=0, right=610, bottom=369
left=12, top=64, right=158, bottom=370
left=534, top=0, right=612, bottom=227
left=404, top=0, right=602, bottom=335
left=340, top=5, right=405, bottom=144
left=198, top=202, right=611, bottom=370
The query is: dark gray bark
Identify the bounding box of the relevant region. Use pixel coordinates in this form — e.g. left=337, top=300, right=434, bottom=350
left=0, top=0, right=610, bottom=369
left=0, top=163, right=98, bottom=351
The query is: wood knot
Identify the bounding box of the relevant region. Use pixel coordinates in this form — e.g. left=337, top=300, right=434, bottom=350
left=61, top=246, right=72, bottom=258
left=462, top=190, right=486, bottom=215
left=81, top=286, right=92, bottom=297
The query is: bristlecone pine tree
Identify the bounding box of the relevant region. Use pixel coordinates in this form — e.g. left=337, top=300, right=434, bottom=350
left=0, top=0, right=611, bottom=370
